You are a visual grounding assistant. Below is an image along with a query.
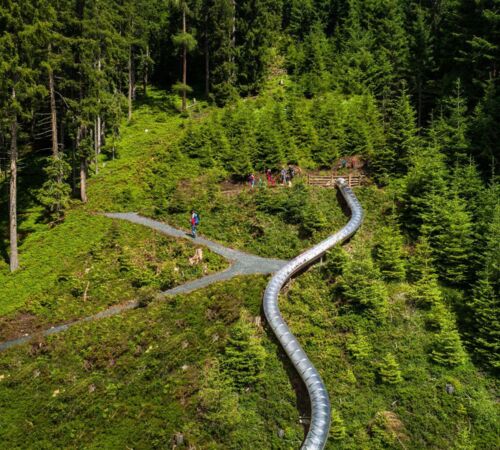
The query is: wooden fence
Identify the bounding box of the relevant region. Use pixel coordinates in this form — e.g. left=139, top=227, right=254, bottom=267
left=307, top=173, right=365, bottom=188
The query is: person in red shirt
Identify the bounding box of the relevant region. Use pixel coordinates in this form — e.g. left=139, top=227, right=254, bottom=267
left=190, top=210, right=199, bottom=238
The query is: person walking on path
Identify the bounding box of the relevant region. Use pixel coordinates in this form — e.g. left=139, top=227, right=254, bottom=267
left=248, top=173, right=255, bottom=189
left=190, top=210, right=199, bottom=238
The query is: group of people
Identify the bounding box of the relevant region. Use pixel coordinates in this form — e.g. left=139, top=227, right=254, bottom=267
left=190, top=166, right=298, bottom=238
left=248, top=166, right=297, bottom=189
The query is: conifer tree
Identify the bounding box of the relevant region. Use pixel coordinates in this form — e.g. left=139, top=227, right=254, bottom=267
left=407, top=235, right=435, bottom=282
left=469, top=79, right=500, bottom=175
left=406, top=3, right=436, bottom=126
left=373, top=225, right=406, bottom=281
left=401, top=143, right=449, bottom=237
left=379, top=353, right=403, bottom=384
left=410, top=269, right=442, bottom=309
left=222, top=314, right=266, bottom=390
left=0, top=0, right=44, bottom=269
left=421, top=193, right=474, bottom=285
left=346, top=331, right=371, bottom=360
left=388, top=86, right=419, bottom=173
left=331, top=409, right=347, bottom=440
left=431, top=79, right=470, bottom=165
left=467, top=203, right=500, bottom=370
left=171, top=0, right=197, bottom=112
left=431, top=324, right=467, bottom=367
left=204, top=0, right=238, bottom=104
left=338, top=257, right=389, bottom=320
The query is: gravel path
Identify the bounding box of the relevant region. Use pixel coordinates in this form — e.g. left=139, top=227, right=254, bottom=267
left=0, top=213, right=286, bottom=352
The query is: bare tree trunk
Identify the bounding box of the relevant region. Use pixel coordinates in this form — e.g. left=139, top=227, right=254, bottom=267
left=9, top=87, right=19, bottom=272
left=48, top=58, right=59, bottom=159
left=128, top=46, right=133, bottom=121
left=94, top=115, right=101, bottom=174
left=204, top=24, right=210, bottom=97
left=230, top=0, right=236, bottom=83
left=80, top=158, right=88, bottom=203
left=182, top=6, right=187, bottom=112
left=77, top=125, right=88, bottom=203
left=417, top=78, right=423, bottom=129
left=143, top=44, right=149, bottom=97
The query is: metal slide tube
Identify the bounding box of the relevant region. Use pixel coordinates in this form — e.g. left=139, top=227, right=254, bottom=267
left=263, top=178, right=364, bottom=450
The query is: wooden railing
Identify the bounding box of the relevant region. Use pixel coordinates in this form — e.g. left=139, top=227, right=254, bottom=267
left=307, top=173, right=365, bottom=188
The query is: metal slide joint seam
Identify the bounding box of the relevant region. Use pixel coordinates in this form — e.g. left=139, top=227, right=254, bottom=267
left=263, top=178, right=364, bottom=450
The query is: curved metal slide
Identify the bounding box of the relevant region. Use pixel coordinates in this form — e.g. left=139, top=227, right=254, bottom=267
left=263, top=178, right=364, bottom=450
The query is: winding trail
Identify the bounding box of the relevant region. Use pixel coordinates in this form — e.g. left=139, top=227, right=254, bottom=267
left=0, top=214, right=286, bottom=352
left=0, top=187, right=363, bottom=450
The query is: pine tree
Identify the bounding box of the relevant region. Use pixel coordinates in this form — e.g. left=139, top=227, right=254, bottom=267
left=197, top=359, right=242, bottom=434
left=418, top=190, right=473, bottom=285
left=407, top=235, right=435, bottom=282
left=431, top=79, right=470, bottom=165
left=171, top=0, right=197, bottom=112
left=222, top=314, right=266, bottom=389
left=339, top=257, right=389, bottom=320
left=410, top=270, right=442, bottom=309
left=235, top=0, right=283, bottom=95
left=379, top=353, right=403, bottom=384
left=470, top=79, right=500, bottom=175
left=468, top=273, right=499, bottom=371
left=204, top=0, right=238, bottom=104
left=401, top=142, right=449, bottom=237
left=373, top=225, right=406, bottom=281
left=408, top=3, right=436, bottom=127
left=346, top=331, right=371, bottom=360
left=331, top=409, right=347, bottom=440
left=431, top=324, right=467, bottom=367
left=467, top=203, right=500, bottom=370
left=387, top=86, right=419, bottom=173
left=0, top=0, right=44, bottom=270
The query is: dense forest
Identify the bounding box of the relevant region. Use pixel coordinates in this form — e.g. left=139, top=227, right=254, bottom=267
left=0, top=0, right=499, bottom=448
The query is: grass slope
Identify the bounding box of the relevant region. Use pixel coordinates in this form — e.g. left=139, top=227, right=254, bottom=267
left=0, top=89, right=498, bottom=449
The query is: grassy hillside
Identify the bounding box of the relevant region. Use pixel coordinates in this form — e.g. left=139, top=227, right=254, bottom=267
left=0, top=90, right=498, bottom=449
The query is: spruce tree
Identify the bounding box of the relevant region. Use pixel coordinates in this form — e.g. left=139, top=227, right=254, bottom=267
left=467, top=203, right=500, bottom=370
left=171, top=0, right=197, bottom=112
left=339, top=257, right=389, bottom=320
left=222, top=315, right=266, bottom=390
left=379, top=353, right=403, bottom=384
left=420, top=192, right=474, bottom=285
left=331, top=409, right=347, bottom=440
left=373, top=225, right=406, bottom=281
left=431, top=324, right=467, bottom=367
left=346, top=331, right=371, bottom=360
left=431, top=79, right=470, bottom=165
left=386, top=86, right=419, bottom=174
left=407, top=235, right=435, bottom=282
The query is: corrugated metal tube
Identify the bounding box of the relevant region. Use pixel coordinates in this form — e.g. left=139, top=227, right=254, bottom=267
left=263, top=178, right=364, bottom=450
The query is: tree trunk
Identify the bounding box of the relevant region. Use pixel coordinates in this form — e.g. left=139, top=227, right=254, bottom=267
left=231, top=0, right=236, bottom=81
left=48, top=56, right=59, bottom=159
left=204, top=24, right=210, bottom=97
left=9, top=87, right=19, bottom=272
left=77, top=125, right=88, bottom=203
left=95, top=115, right=101, bottom=174
left=128, top=46, right=133, bottom=121
left=143, top=44, right=149, bottom=97
left=182, top=6, right=187, bottom=112
left=80, top=158, right=88, bottom=204
left=417, top=78, right=423, bottom=129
